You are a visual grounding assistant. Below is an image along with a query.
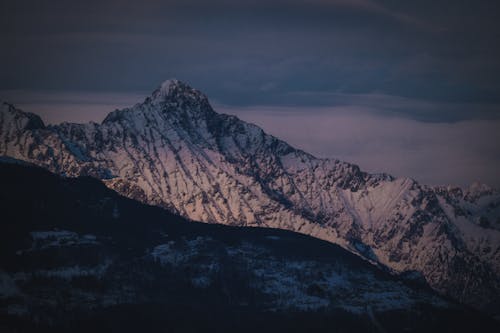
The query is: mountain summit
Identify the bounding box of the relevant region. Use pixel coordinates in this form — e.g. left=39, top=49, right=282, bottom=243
left=150, top=79, right=204, bottom=101
left=1, top=80, right=499, bottom=314
left=103, top=79, right=212, bottom=124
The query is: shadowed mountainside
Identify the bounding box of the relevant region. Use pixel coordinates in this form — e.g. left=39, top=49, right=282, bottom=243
left=0, top=161, right=498, bottom=332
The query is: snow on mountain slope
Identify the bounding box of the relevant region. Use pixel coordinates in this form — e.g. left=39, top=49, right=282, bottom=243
left=1, top=81, right=499, bottom=313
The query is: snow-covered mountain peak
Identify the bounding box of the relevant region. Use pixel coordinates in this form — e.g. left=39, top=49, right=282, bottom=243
left=151, top=78, right=184, bottom=99
left=149, top=79, right=208, bottom=105
left=101, top=79, right=214, bottom=125
left=156, top=78, right=183, bottom=93
left=0, top=102, right=45, bottom=139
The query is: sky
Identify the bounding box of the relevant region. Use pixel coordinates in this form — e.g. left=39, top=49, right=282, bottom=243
left=1, top=0, right=500, bottom=186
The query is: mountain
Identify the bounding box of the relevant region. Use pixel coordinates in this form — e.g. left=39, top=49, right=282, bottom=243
left=1, top=161, right=498, bottom=332
left=1, top=80, right=499, bottom=314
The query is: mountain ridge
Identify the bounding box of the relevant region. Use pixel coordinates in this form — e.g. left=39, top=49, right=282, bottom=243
left=1, top=80, right=499, bottom=314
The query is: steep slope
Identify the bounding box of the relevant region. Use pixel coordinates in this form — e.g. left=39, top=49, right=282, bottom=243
left=3, top=161, right=494, bottom=333
left=1, top=81, right=499, bottom=314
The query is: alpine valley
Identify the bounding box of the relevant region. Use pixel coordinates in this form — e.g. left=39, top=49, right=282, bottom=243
left=1, top=80, right=500, bottom=323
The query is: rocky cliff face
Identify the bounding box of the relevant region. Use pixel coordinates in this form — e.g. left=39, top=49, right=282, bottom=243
left=1, top=80, right=499, bottom=313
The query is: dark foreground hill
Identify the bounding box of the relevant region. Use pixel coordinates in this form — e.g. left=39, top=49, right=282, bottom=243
left=0, top=161, right=497, bottom=332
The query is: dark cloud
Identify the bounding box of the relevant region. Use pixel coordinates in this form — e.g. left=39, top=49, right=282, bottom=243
left=1, top=0, right=500, bottom=122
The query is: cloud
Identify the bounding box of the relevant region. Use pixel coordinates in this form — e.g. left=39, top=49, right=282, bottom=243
left=2, top=0, right=500, bottom=121
left=322, top=0, right=438, bottom=31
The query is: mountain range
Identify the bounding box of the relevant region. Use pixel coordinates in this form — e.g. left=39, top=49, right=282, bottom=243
left=1, top=79, right=499, bottom=315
